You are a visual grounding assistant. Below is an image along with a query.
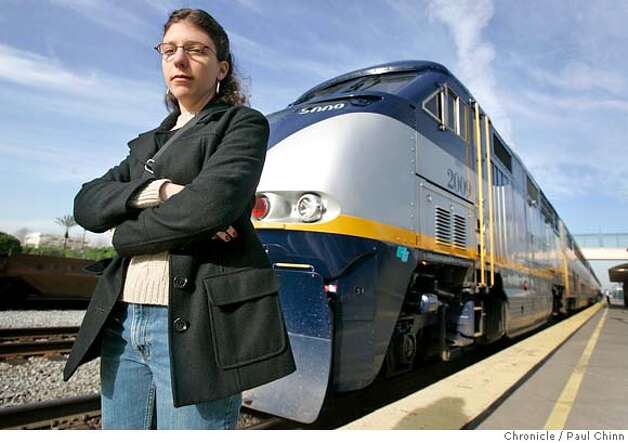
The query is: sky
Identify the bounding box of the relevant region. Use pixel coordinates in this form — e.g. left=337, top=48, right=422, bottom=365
left=1, top=0, right=627, bottom=247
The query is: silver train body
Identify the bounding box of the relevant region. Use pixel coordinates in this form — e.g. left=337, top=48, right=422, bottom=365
left=243, top=61, right=600, bottom=423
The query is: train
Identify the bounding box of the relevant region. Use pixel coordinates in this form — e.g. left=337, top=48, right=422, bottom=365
left=0, top=253, right=97, bottom=308
left=241, top=60, right=601, bottom=423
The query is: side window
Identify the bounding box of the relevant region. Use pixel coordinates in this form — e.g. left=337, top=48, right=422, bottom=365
left=526, top=176, right=539, bottom=206
left=493, top=135, right=512, bottom=172
left=422, top=84, right=466, bottom=141
left=462, top=103, right=470, bottom=143
left=423, top=89, right=442, bottom=123
left=446, top=87, right=459, bottom=135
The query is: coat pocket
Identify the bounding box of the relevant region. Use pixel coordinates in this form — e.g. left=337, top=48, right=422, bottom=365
left=204, top=267, right=287, bottom=369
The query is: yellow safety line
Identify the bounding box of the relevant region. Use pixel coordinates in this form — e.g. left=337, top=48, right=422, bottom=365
left=484, top=116, right=495, bottom=287
left=474, top=102, right=485, bottom=286
left=543, top=308, right=608, bottom=430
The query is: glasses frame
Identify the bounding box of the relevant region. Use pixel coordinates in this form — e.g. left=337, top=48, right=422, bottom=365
left=154, top=41, right=217, bottom=60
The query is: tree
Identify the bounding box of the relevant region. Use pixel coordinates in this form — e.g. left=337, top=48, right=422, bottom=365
left=55, top=215, right=77, bottom=255
left=0, top=232, right=22, bottom=254
left=12, top=228, right=30, bottom=243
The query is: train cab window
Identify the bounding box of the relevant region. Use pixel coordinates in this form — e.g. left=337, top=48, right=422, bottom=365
left=462, top=104, right=471, bottom=142
left=351, top=72, right=417, bottom=94
left=423, top=89, right=442, bottom=123
left=296, top=72, right=418, bottom=104
left=422, top=85, right=466, bottom=141
left=493, top=135, right=512, bottom=172
left=446, top=87, right=460, bottom=135
left=526, top=176, right=539, bottom=206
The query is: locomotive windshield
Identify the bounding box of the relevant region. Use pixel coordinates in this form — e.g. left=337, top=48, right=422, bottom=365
left=296, top=71, right=417, bottom=104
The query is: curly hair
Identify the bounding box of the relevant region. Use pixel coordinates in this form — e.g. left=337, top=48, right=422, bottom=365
left=162, top=8, right=248, bottom=109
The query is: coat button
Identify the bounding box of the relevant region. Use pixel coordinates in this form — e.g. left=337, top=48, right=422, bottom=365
left=173, top=317, right=189, bottom=333
left=173, top=276, right=188, bottom=289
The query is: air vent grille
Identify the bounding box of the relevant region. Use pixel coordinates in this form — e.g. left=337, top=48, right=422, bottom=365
left=435, top=207, right=467, bottom=251
left=453, top=214, right=467, bottom=250
left=435, top=207, right=452, bottom=247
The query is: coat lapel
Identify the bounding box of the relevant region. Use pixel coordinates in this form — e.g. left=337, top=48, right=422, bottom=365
left=128, top=111, right=178, bottom=164
left=128, top=100, right=231, bottom=165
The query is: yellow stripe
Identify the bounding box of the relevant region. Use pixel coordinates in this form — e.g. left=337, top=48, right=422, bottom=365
left=254, top=214, right=558, bottom=280
left=259, top=214, right=413, bottom=251
left=543, top=308, right=608, bottom=430
left=485, top=116, right=496, bottom=286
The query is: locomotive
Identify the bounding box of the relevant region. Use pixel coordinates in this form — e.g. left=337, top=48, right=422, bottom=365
left=242, top=60, right=600, bottom=423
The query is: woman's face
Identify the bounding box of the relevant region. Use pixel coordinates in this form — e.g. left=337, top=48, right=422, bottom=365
left=161, top=20, right=229, bottom=110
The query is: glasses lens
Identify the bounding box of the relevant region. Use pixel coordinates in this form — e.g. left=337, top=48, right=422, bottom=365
left=158, top=43, right=176, bottom=56
left=184, top=43, right=207, bottom=55
left=156, top=42, right=214, bottom=59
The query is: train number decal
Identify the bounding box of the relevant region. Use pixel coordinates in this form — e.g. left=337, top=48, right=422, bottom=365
left=446, top=168, right=471, bottom=197
left=298, top=103, right=346, bottom=114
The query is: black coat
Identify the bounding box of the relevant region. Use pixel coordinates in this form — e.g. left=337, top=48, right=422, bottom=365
left=63, top=100, right=296, bottom=407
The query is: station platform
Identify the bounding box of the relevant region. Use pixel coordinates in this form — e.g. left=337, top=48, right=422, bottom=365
left=342, top=301, right=627, bottom=430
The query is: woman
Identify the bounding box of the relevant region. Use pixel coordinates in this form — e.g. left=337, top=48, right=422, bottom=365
left=63, top=8, right=295, bottom=430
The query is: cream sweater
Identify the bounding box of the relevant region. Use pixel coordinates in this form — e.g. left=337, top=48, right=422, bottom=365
left=119, top=112, right=196, bottom=306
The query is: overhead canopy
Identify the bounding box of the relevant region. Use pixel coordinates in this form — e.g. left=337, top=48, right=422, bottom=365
left=609, top=262, right=628, bottom=283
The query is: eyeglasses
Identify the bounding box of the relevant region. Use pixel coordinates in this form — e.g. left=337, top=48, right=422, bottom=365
left=154, top=41, right=216, bottom=60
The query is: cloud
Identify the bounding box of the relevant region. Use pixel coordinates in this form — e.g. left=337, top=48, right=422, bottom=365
left=528, top=61, right=625, bottom=94
left=530, top=160, right=628, bottom=201
left=228, top=31, right=345, bottom=110
left=139, top=0, right=181, bottom=16
left=0, top=44, right=156, bottom=99
left=0, top=140, right=111, bottom=183
left=230, top=32, right=339, bottom=80
left=48, top=0, right=155, bottom=44
left=425, top=0, right=513, bottom=145
left=423, top=0, right=628, bottom=207
left=0, top=43, right=164, bottom=128
left=231, top=0, right=264, bottom=14
left=524, top=90, right=628, bottom=114
left=508, top=84, right=628, bottom=201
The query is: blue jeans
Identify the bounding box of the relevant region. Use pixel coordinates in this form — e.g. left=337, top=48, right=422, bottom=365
left=100, top=302, right=242, bottom=429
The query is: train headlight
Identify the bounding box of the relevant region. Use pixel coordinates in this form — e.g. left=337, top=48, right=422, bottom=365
left=296, top=193, right=325, bottom=222
left=252, top=194, right=270, bottom=220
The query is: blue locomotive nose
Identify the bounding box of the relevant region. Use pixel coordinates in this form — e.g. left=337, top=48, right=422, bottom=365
left=242, top=266, right=332, bottom=423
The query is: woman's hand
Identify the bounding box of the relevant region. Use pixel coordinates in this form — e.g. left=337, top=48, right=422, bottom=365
left=159, top=181, right=237, bottom=243
left=212, top=225, right=238, bottom=242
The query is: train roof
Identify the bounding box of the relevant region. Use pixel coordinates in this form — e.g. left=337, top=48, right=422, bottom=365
left=291, top=60, right=472, bottom=106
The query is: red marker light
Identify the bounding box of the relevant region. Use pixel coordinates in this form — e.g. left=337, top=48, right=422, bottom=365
left=252, top=195, right=270, bottom=220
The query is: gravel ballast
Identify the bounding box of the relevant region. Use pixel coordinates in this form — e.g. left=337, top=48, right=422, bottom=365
left=1, top=355, right=263, bottom=428
left=0, top=356, right=100, bottom=409
left=0, top=310, right=96, bottom=409
left=0, top=310, right=86, bottom=329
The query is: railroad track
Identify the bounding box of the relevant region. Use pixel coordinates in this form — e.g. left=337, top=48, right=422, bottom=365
left=0, top=326, right=78, bottom=360
left=0, top=394, right=101, bottom=429
left=0, top=316, right=567, bottom=429
left=0, top=395, right=292, bottom=430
